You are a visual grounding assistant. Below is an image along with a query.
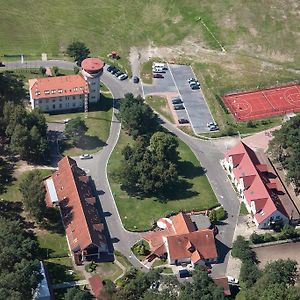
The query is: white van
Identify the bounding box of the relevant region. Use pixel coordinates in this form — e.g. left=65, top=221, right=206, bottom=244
left=152, top=62, right=167, bottom=70
left=152, top=67, right=164, bottom=73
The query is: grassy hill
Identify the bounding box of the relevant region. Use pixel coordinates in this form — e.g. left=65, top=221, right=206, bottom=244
left=1, top=0, right=299, bottom=67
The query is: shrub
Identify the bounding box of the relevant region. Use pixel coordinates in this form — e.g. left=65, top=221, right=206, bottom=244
left=84, top=261, right=97, bottom=273
left=215, top=206, right=226, bottom=220
left=232, top=236, right=254, bottom=262
left=250, top=232, right=264, bottom=244
left=279, top=224, right=298, bottom=239
left=246, top=120, right=256, bottom=128
left=262, top=233, right=275, bottom=243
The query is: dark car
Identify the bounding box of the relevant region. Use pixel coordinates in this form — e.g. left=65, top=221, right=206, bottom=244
left=209, top=125, right=219, bottom=131
left=173, top=104, right=185, bottom=110
left=0, top=62, right=4, bottom=67
left=179, top=269, right=191, bottom=278
left=153, top=73, right=164, bottom=78
left=111, top=67, right=119, bottom=74
left=172, top=97, right=182, bottom=104
left=133, top=76, right=139, bottom=83
left=107, top=65, right=114, bottom=72
left=115, top=71, right=123, bottom=77
left=190, top=84, right=200, bottom=90
left=178, top=118, right=189, bottom=124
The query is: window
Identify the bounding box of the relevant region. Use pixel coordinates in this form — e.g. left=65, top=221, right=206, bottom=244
left=80, top=95, right=83, bottom=99
left=46, top=106, right=49, bottom=110
left=92, top=82, right=96, bottom=85
left=72, top=102, right=76, bottom=107
left=39, top=100, right=42, bottom=104
left=59, top=103, right=62, bottom=108
left=59, top=98, right=62, bottom=102
left=276, top=216, right=280, bottom=219
left=91, top=96, right=95, bottom=99
left=53, top=104, right=56, bottom=109
left=73, top=96, right=76, bottom=100
left=46, top=99, right=49, bottom=103
left=53, top=99, right=56, bottom=102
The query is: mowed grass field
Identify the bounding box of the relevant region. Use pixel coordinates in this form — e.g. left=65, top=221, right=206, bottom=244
left=107, top=129, right=218, bottom=231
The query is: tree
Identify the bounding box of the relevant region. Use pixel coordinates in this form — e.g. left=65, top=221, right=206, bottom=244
left=67, top=41, right=90, bottom=65
left=29, top=125, right=48, bottom=162
left=19, top=170, right=46, bottom=222
left=149, top=131, right=178, bottom=163
left=119, top=93, right=158, bottom=139
left=231, top=235, right=254, bottom=261
left=65, top=117, right=88, bottom=146
left=280, top=224, right=297, bottom=239
left=179, top=267, right=224, bottom=300
left=240, top=259, right=261, bottom=288
left=9, top=124, right=30, bottom=158
left=209, top=209, right=217, bottom=223
left=64, top=287, right=92, bottom=300
left=39, top=66, right=46, bottom=76
left=52, top=66, right=59, bottom=76
left=74, top=66, right=80, bottom=74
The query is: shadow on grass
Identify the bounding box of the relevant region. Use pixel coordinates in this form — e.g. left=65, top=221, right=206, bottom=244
left=177, top=160, right=206, bottom=179
left=43, top=207, right=65, bottom=234
left=45, top=260, right=78, bottom=284
left=0, top=159, right=15, bottom=194
left=77, top=135, right=107, bottom=150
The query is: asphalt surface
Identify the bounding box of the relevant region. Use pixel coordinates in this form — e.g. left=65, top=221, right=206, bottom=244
left=4, top=59, right=240, bottom=277
left=168, top=64, right=215, bottom=134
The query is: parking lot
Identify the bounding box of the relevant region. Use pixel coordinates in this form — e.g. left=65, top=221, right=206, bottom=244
left=143, top=64, right=214, bottom=134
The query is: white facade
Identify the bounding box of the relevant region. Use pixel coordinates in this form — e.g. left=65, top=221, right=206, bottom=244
left=30, top=93, right=85, bottom=112
left=81, top=69, right=101, bottom=103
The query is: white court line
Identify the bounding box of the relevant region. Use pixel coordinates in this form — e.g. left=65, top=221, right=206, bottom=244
left=167, top=63, right=197, bottom=135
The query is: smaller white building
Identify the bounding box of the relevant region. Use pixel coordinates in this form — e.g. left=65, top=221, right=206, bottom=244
left=222, top=142, right=289, bottom=229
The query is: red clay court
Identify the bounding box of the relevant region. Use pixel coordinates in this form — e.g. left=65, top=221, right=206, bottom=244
left=222, top=84, right=300, bottom=122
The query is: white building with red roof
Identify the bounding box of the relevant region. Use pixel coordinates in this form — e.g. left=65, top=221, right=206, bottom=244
left=144, top=212, right=218, bottom=266
left=29, top=58, right=104, bottom=113
left=221, top=142, right=289, bottom=229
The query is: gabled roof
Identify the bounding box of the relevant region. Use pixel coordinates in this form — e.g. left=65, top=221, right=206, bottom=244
left=46, top=157, right=106, bottom=252
left=166, top=229, right=217, bottom=261
left=88, top=275, right=103, bottom=298
left=225, top=142, right=288, bottom=225
left=29, top=75, right=89, bottom=100
left=213, top=277, right=231, bottom=296
left=171, top=212, right=196, bottom=235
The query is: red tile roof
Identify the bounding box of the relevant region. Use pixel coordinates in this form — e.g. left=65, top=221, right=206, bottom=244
left=167, top=229, right=217, bottom=262
left=45, top=157, right=107, bottom=253
left=89, top=275, right=103, bottom=298
left=81, top=58, right=105, bottom=73
left=225, top=142, right=288, bottom=225
left=29, top=75, right=89, bottom=100
left=171, top=212, right=196, bottom=234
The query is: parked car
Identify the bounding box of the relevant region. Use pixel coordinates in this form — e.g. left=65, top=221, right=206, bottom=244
left=173, top=104, right=185, bottom=110
left=0, top=62, right=5, bottom=67
left=133, top=76, right=139, bottom=83
left=189, top=80, right=200, bottom=86
left=207, top=121, right=215, bottom=128
left=179, top=269, right=191, bottom=278
left=227, top=276, right=239, bottom=284
left=178, top=118, right=189, bottom=124
left=111, top=67, right=119, bottom=74
left=188, top=77, right=196, bottom=83
left=152, top=67, right=165, bottom=73
left=150, top=281, right=160, bottom=289
left=171, top=97, right=182, bottom=104
left=152, top=63, right=167, bottom=70
left=190, top=84, right=200, bottom=90
left=107, top=65, right=114, bottom=72
left=209, top=124, right=219, bottom=131
left=118, top=73, right=128, bottom=81
left=79, top=154, right=93, bottom=160
left=153, top=73, right=164, bottom=78
left=115, top=71, right=123, bottom=77
left=63, top=119, right=70, bottom=124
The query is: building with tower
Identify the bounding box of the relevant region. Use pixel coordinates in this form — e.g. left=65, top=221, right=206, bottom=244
left=28, top=58, right=104, bottom=113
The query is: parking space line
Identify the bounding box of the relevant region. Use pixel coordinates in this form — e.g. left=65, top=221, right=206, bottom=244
left=167, top=63, right=197, bottom=135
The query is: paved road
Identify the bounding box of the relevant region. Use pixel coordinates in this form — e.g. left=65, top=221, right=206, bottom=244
left=4, top=59, right=240, bottom=276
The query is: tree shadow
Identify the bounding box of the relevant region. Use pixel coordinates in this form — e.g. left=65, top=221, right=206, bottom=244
left=0, top=200, right=23, bottom=220
left=45, top=260, right=79, bottom=284
left=89, top=95, right=114, bottom=112
left=177, top=160, right=206, bottom=179
left=76, top=135, right=107, bottom=150
left=43, top=207, right=65, bottom=234
left=0, top=158, right=15, bottom=194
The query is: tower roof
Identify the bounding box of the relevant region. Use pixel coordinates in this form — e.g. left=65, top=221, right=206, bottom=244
left=81, top=58, right=104, bottom=73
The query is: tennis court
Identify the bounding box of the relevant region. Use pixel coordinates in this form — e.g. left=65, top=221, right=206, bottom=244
left=222, top=84, right=300, bottom=121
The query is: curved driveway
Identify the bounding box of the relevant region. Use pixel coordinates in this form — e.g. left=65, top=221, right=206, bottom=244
left=4, top=59, right=240, bottom=276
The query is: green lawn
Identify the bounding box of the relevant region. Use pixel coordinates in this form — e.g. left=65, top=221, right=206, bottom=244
left=0, top=168, right=53, bottom=202
left=107, top=130, right=218, bottom=231
left=115, top=251, right=132, bottom=269
left=95, top=262, right=123, bottom=282
left=152, top=258, right=167, bottom=268
left=46, top=93, right=113, bottom=156
left=37, top=231, right=69, bottom=258
left=146, top=95, right=175, bottom=124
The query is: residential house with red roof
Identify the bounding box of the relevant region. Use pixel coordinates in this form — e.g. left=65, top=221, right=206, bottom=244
left=221, top=142, right=289, bottom=229
left=144, top=212, right=218, bottom=266
left=44, top=156, right=108, bottom=264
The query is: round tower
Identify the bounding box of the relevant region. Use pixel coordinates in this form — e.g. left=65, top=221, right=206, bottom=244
left=81, top=58, right=104, bottom=103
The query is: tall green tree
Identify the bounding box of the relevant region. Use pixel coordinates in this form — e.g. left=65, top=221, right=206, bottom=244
left=65, top=117, right=87, bottom=146
left=64, top=287, right=92, bottom=300
left=29, top=125, right=48, bottom=162
left=19, top=170, right=46, bottom=222
left=9, top=124, right=30, bottom=158
left=119, top=93, right=158, bottom=139
left=67, top=41, right=90, bottom=65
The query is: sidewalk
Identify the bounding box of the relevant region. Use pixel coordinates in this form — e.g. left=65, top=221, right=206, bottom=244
left=52, top=279, right=88, bottom=290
